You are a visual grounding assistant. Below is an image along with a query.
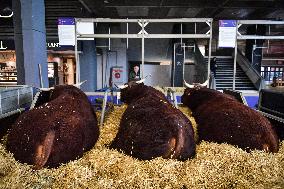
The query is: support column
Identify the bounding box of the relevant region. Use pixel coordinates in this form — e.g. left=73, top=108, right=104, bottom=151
left=171, top=43, right=185, bottom=87
left=171, top=24, right=185, bottom=87
left=79, top=40, right=97, bottom=92
left=12, top=0, right=48, bottom=87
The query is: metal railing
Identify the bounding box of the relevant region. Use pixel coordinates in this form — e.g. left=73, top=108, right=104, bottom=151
left=235, top=49, right=265, bottom=90
left=75, top=18, right=213, bottom=83
left=0, top=86, right=33, bottom=116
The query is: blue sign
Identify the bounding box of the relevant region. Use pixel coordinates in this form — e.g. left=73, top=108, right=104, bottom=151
left=219, top=20, right=237, bottom=27
left=58, top=18, right=75, bottom=25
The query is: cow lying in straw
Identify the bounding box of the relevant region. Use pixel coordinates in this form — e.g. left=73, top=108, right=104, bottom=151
left=181, top=80, right=279, bottom=153
left=111, top=80, right=196, bottom=160
left=7, top=85, right=99, bottom=169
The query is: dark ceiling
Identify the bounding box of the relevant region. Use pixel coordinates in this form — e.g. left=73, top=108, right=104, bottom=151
left=0, top=0, right=284, bottom=40
left=80, top=0, right=284, bottom=20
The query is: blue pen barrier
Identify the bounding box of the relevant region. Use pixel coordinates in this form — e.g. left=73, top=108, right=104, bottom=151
left=88, top=95, right=122, bottom=106
left=88, top=94, right=259, bottom=109
left=244, top=96, right=259, bottom=109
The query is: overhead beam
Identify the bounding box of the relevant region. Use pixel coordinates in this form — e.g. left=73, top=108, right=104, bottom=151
left=78, top=0, right=93, bottom=14
left=77, top=34, right=211, bottom=39
left=77, top=18, right=212, bottom=23
left=105, top=4, right=284, bottom=9
left=237, top=35, right=284, bottom=40
left=238, top=20, right=284, bottom=25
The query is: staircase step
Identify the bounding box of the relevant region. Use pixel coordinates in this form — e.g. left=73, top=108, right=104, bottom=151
left=216, top=71, right=243, bottom=73
left=216, top=74, right=246, bottom=76
left=216, top=87, right=256, bottom=90
left=212, top=58, right=256, bottom=90
left=217, top=84, right=253, bottom=86
left=216, top=78, right=252, bottom=80
left=216, top=81, right=253, bottom=84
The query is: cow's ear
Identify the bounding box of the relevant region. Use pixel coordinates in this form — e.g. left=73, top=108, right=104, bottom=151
left=33, top=130, right=55, bottom=170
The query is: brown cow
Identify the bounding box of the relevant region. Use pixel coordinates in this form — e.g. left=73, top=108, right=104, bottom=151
left=181, top=82, right=279, bottom=153
left=111, top=81, right=196, bottom=160
left=6, top=85, right=99, bottom=169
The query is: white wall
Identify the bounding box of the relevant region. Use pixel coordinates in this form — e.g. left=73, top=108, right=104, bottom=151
left=143, top=65, right=171, bottom=86
left=143, top=64, right=198, bottom=87
left=184, top=65, right=197, bottom=83
left=97, top=39, right=128, bottom=89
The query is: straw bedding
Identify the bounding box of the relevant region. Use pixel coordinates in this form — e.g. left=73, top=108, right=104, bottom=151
left=1, top=105, right=284, bottom=188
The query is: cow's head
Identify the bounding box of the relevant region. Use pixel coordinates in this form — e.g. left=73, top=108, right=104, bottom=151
left=118, top=79, right=148, bottom=104
left=182, top=79, right=209, bottom=100
left=50, top=85, right=85, bottom=100
left=182, top=79, right=236, bottom=111
left=184, top=79, right=209, bottom=89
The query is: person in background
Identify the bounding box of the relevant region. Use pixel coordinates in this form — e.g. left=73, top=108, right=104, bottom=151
left=210, top=57, right=217, bottom=78
left=271, top=76, right=277, bottom=87
left=129, top=65, right=141, bottom=81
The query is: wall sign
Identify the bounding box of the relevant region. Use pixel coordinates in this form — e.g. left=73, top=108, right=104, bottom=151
left=47, top=42, right=60, bottom=48
left=46, top=40, right=74, bottom=51
left=58, top=18, right=75, bottom=46
left=0, top=40, right=14, bottom=50
left=218, top=20, right=237, bottom=48
left=0, top=40, right=74, bottom=51
left=111, top=66, right=124, bottom=88
left=0, top=40, right=7, bottom=50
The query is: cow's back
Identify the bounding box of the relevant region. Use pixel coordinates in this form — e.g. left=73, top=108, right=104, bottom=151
left=111, top=95, right=195, bottom=160
left=194, top=96, right=279, bottom=152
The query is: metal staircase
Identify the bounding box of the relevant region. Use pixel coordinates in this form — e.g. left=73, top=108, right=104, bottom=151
left=205, top=58, right=256, bottom=90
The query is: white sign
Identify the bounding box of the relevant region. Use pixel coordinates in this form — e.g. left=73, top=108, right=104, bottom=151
left=218, top=20, right=237, bottom=48
left=77, top=22, right=94, bottom=40
left=0, top=41, right=7, bottom=50
left=58, top=18, right=75, bottom=46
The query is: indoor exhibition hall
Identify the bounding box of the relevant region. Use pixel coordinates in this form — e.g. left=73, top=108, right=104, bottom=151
left=0, top=0, right=284, bottom=188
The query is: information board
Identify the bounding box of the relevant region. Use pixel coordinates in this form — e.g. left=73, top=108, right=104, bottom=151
left=218, top=20, right=237, bottom=48
left=58, top=18, right=75, bottom=46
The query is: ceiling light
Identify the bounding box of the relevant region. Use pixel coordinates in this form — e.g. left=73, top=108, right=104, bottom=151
left=104, top=0, right=109, bottom=3
left=0, top=7, right=13, bottom=18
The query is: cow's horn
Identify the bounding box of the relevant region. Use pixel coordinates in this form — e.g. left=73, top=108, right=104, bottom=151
left=135, top=79, right=145, bottom=84
left=74, top=80, right=87, bottom=87
left=199, top=78, right=209, bottom=87
left=40, top=87, right=54, bottom=91
left=136, top=74, right=152, bottom=84
left=118, top=84, right=129, bottom=89
left=184, top=80, right=195, bottom=88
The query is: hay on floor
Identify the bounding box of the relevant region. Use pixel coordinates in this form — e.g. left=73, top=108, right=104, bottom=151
left=0, top=105, right=284, bottom=189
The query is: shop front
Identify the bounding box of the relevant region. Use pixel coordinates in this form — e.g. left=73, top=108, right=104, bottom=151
left=0, top=39, right=76, bottom=86
left=0, top=40, right=16, bottom=85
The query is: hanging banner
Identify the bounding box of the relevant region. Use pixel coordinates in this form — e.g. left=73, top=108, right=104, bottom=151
left=218, top=20, right=237, bottom=48
left=58, top=18, right=75, bottom=46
